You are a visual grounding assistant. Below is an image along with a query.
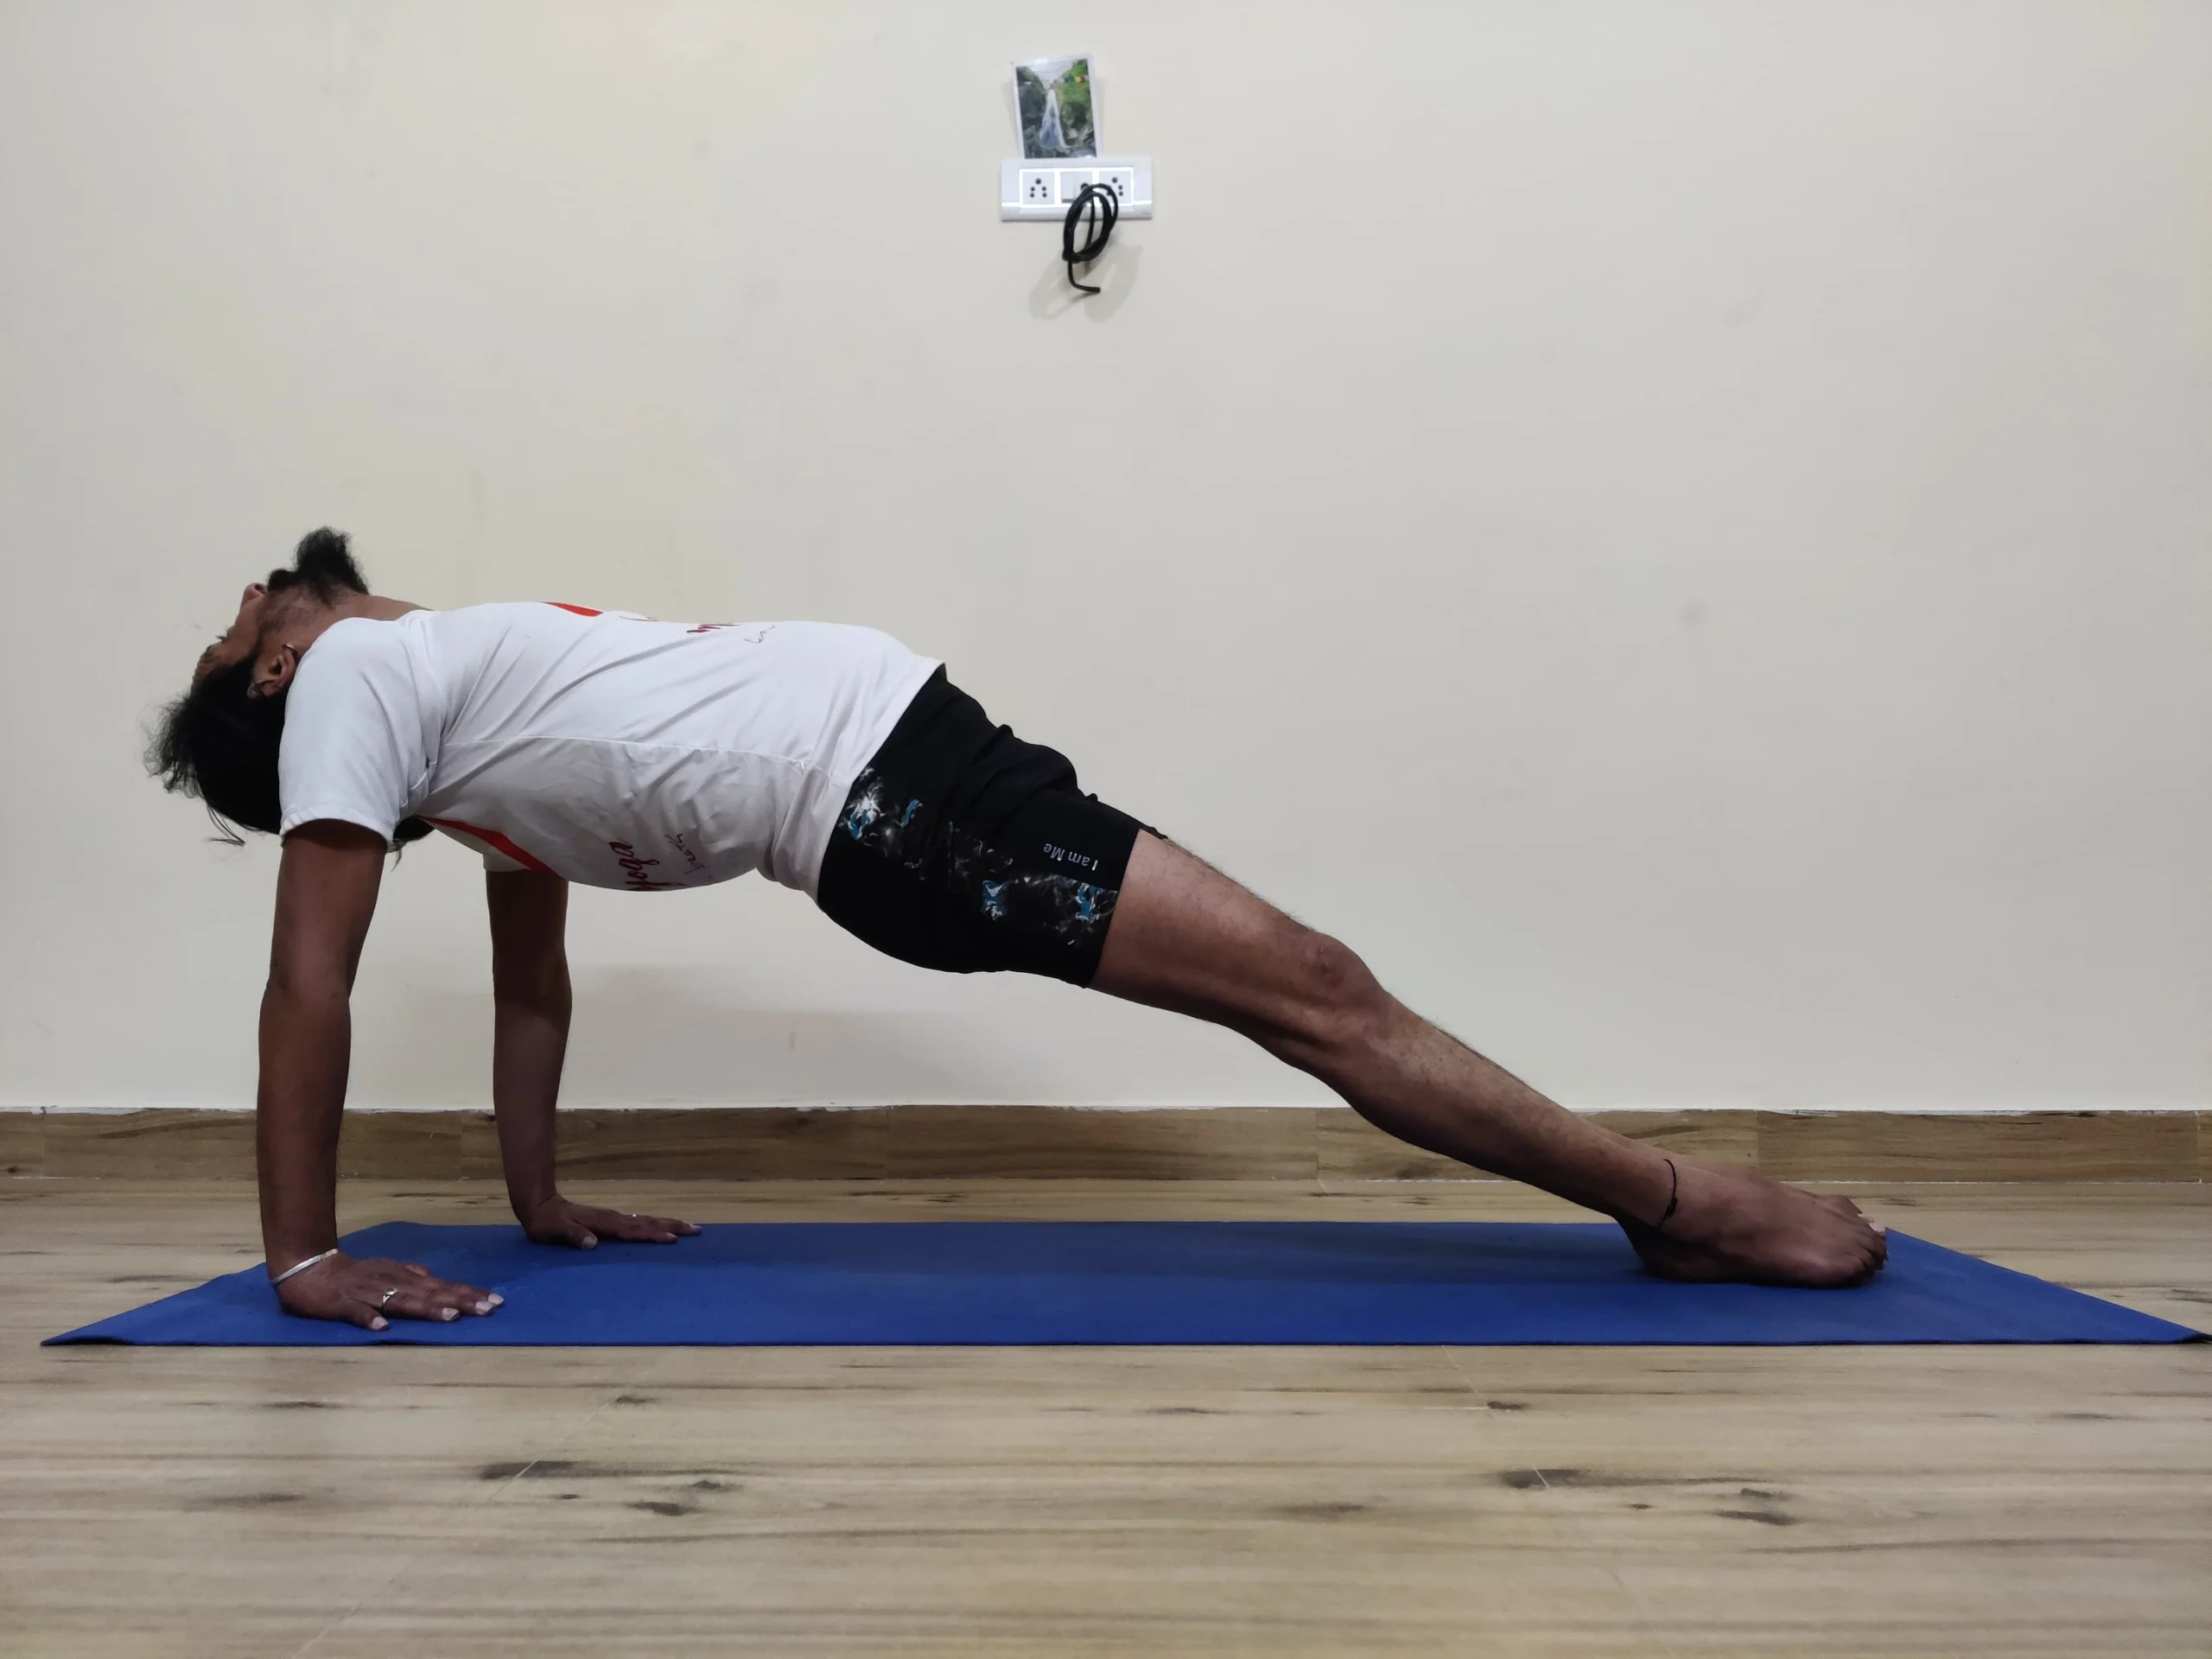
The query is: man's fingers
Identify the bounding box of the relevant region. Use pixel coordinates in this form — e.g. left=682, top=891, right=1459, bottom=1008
left=525, top=1204, right=702, bottom=1248
left=346, top=1300, right=389, bottom=1332
left=424, top=1276, right=502, bottom=1316
left=383, top=1263, right=499, bottom=1308
left=376, top=1285, right=461, bottom=1323
left=601, top=1211, right=697, bottom=1243
left=428, top=1278, right=501, bottom=1315
left=376, top=1283, right=493, bottom=1323
left=365, top=1276, right=502, bottom=1321
left=530, top=1222, right=599, bottom=1249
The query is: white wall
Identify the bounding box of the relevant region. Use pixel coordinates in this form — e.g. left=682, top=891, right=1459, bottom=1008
left=2, top=1, right=2205, bottom=1115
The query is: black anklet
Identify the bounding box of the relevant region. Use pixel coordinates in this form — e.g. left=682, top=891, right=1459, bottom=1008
left=1656, top=1157, right=1681, bottom=1233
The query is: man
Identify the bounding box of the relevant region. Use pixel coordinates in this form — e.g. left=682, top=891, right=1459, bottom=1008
left=152, top=531, right=1885, bottom=1331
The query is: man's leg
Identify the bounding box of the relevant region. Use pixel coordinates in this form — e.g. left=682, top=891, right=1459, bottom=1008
left=1092, top=834, right=1885, bottom=1287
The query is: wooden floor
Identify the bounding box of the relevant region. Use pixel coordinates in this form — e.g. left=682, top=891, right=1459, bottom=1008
left=3, top=1178, right=2208, bottom=1658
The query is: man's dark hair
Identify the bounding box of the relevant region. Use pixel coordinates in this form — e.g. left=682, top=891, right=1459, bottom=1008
left=148, top=528, right=429, bottom=848
left=266, top=525, right=370, bottom=605
left=149, top=654, right=289, bottom=838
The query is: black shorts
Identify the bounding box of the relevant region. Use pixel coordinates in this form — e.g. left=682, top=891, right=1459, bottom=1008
left=815, top=668, right=1153, bottom=986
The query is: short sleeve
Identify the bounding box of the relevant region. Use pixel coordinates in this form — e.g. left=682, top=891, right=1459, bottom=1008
left=277, top=622, right=428, bottom=848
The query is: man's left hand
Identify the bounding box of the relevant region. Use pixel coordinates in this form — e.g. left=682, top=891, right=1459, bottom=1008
left=522, top=1195, right=701, bottom=1249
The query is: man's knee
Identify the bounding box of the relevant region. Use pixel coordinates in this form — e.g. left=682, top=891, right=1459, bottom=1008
left=1284, top=930, right=1392, bottom=1057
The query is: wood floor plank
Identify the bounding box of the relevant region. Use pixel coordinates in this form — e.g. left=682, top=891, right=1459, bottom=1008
left=335, top=1109, right=464, bottom=1179
left=38, top=1109, right=257, bottom=1179
left=1757, top=1109, right=2201, bottom=1183
left=0, top=1109, right=42, bottom=1177
left=880, top=1105, right=1322, bottom=1183
left=18, top=1103, right=2207, bottom=1184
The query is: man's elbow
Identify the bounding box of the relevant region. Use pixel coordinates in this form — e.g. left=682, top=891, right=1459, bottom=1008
left=263, top=957, right=353, bottom=1007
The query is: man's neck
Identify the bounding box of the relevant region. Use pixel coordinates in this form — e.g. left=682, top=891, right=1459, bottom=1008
left=345, top=594, right=424, bottom=624
left=269, top=593, right=423, bottom=663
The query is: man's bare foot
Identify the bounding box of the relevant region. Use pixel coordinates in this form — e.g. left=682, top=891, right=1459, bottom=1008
left=1621, top=1161, right=1887, bottom=1288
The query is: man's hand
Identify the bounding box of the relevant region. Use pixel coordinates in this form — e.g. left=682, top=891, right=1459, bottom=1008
left=275, top=1252, right=501, bottom=1331
left=521, top=1195, right=701, bottom=1249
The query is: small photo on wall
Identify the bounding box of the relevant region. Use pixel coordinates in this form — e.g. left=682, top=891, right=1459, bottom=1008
left=1014, top=55, right=1096, bottom=160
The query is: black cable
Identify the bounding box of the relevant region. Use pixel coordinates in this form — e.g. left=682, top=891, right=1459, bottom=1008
left=1061, top=180, right=1118, bottom=296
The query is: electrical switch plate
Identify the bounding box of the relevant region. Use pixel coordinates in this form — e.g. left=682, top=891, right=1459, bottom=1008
left=1001, top=156, right=1152, bottom=220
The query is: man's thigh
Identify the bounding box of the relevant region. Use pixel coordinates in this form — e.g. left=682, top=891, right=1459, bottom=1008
left=1092, top=832, right=1355, bottom=1039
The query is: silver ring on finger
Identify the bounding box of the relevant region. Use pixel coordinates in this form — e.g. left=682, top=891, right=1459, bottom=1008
left=378, top=1287, right=401, bottom=1313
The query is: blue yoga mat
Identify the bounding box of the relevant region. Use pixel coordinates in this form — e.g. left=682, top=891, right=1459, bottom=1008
left=46, top=1220, right=2199, bottom=1347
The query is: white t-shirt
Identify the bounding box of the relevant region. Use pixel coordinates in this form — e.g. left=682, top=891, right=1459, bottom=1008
left=276, top=603, right=938, bottom=898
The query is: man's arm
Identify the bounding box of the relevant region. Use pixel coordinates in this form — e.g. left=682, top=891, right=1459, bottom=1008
left=486, top=869, right=696, bottom=1248
left=260, top=821, right=497, bottom=1327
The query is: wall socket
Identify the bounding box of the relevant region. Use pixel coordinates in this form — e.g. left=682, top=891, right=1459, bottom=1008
left=1001, top=156, right=1153, bottom=220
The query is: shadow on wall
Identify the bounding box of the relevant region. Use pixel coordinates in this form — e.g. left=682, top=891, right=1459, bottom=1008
left=1031, top=241, right=1143, bottom=321
left=350, top=964, right=1059, bottom=1108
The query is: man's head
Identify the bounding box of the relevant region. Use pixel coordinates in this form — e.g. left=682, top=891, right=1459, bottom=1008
left=149, top=528, right=376, bottom=837
left=190, top=525, right=372, bottom=696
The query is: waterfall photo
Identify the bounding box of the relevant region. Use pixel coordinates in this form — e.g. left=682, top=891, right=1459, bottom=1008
left=1014, top=55, right=1096, bottom=160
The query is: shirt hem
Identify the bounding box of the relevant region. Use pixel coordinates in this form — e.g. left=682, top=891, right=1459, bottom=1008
left=276, top=805, right=397, bottom=849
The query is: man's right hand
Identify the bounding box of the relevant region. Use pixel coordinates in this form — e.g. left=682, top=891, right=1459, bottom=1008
left=274, top=1252, right=502, bottom=1330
